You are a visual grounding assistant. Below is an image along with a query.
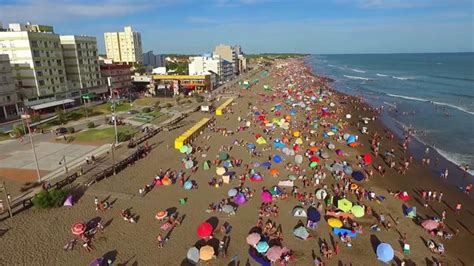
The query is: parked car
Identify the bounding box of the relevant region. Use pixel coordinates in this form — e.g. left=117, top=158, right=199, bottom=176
left=54, top=127, right=68, bottom=135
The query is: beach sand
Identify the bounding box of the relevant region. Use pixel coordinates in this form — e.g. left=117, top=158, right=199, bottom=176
left=0, top=59, right=473, bottom=265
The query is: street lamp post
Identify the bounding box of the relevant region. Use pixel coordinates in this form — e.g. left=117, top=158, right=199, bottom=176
left=59, top=155, right=69, bottom=177
left=21, top=111, right=41, bottom=183
left=108, top=77, right=118, bottom=144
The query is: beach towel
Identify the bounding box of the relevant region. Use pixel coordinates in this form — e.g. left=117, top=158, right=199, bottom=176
left=161, top=222, right=173, bottom=231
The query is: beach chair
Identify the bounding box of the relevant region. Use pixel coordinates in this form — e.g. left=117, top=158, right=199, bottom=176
left=403, top=244, right=410, bottom=255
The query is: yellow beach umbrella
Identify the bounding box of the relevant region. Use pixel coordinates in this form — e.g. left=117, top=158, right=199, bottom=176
left=327, top=218, right=343, bottom=228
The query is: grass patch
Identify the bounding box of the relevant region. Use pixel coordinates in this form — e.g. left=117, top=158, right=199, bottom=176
left=89, top=102, right=131, bottom=114
left=73, top=125, right=137, bottom=143
left=0, top=132, right=11, bottom=141
left=133, top=97, right=173, bottom=107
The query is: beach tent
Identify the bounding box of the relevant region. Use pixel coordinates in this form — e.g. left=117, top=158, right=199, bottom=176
left=261, top=191, right=272, bottom=203
left=234, top=193, right=247, bottom=205
left=337, top=199, right=353, bottom=212
left=315, top=189, right=327, bottom=200
left=250, top=173, right=264, bottom=182
left=404, top=207, right=417, bottom=218
left=293, top=226, right=310, bottom=240
left=219, top=152, right=229, bottom=160
left=352, top=171, right=365, bottom=182
left=187, top=246, right=200, bottom=264
left=63, top=195, right=73, bottom=207
left=307, top=207, right=321, bottom=222
left=247, top=233, right=261, bottom=246
left=266, top=246, right=283, bottom=262
left=278, top=180, right=294, bottom=187
left=256, top=137, right=267, bottom=145
left=270, top=186, right=283, bottom=196
left=292, top=206, right=307, bottom=217
left=376, top=243, right=394, bottom=263
left=333, top=227, right=358, bottom=238
left=203, top=160, right=210, bottom=170
left=197, top=222, right=213, bottom=238
left=199, top=245, right=215, bottom=261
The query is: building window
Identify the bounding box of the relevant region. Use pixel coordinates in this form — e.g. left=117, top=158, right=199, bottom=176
left=60, top=77, right=64, bottom=83
left=31, top=40, right=38, bottom=48
left=56, top=59, right=62, bottom=65
left=46, top=51, right=50, bottom=57
left=35, top=60, right=41, bottom=67
left=38, top=80, right=45, bottom=86
left=5, top=105, right=17, bottom=116
left=33, top=50, right=40, bottom=57
left=54, top=42, right=59, bottom=48
left=37, top=71, right=43, bottom=76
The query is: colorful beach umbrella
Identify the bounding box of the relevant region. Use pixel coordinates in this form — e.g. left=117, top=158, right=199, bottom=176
left=350, top=205, right=365, bottom=218
left=327, top=218, right=343, bottom=228
left=266, top=246, right=283, bottom=262
left=246, top=233, right=261, bottom=246
left=71, top=222, right=86, bottom=235
left=337, top=198, right=353, bottom=212
left=307, top=207, right=321, bottom=222
left=184, top=180, right=193, bottom=190
left=216, top=167, right=226, bottom=175
left=228, top=188, right=238, bottom=197
left=421, top=219, right=439, bottom=231
left=155, top=210, right=168, bottom=220
left=234, top=193, right=247, bottom=205
left=180, top=145, right=188, bottom=153
left=199, top=245, right=215, bottom=261
left=363, top=153, right=372, bottom=164
left=187, top=246, right=199, bottom=264
left=352, top=171, right=365, bottom=182
left=197, top=222, right=213, bottom=238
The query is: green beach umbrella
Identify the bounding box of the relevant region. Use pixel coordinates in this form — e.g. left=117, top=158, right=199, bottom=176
left=179, top=145, right=188, bottom=153
left=219, top=152, right=229, bottom=160
left=309, top=162, right=318, bottom=168
left=351, top=205, right=365, bottom=218
left=337, top=198, right=353, bottom=213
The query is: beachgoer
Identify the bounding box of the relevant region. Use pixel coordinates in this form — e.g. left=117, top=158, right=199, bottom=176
left=455, top=203, right=462, bottom=214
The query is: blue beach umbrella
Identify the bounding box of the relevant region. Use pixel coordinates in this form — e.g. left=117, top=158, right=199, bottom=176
left=307, top=207, right=321, bottom=222
left=347, top=135, right=356, bottom=144
left=260, top=161, right=272, bottom=168
left=247, top=143, right=256, bottom=150
left=273, top=155, right=282, bottom=164
left=376, top=243, right=394, bottom=263
left=352, top=171, right=365, bottom=182
left=256, top=241, right=269, bottom=253
left=184, top=181, right=193, bottom=190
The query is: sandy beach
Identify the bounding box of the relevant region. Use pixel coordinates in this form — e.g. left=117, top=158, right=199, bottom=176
left=0, top=58, right=473, bottom=266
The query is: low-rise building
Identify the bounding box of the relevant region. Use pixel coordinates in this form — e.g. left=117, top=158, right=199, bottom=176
left=100, top=64, right=132, bottom=95
left=188, top=54, right=234, bottom=85
left=0, top=54, right=20, bottom=121
left=152, top=74, right=212, bottom=94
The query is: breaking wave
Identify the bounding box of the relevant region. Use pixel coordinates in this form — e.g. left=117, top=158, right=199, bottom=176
left=343, top=75, right=371, bottom=81
left=386, top=93, right=474, bottom=115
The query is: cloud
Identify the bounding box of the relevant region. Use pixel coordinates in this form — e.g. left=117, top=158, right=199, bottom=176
left=339, top=0, right=438, bottom=9
left=0, top=0, right=177, bottom=23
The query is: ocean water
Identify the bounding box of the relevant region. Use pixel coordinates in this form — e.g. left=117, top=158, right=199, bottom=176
left=307, top=53, right=474, bottom=176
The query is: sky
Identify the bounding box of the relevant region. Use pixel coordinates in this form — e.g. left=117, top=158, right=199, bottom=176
left=0, top=0, right=473, bottom=54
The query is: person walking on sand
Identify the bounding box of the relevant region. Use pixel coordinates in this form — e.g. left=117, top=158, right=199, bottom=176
left=455, top=203, right=462, bottom=214
left=94, top=197, right=99, bottom=210
left=438, top=192, right=443, bottom=203
left=157, top=234, right=164, bottom=248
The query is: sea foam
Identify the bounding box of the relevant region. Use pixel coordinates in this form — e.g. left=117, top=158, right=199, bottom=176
left=343, top=75, right=371, bottom=81
left=386, top=93, right=474, bottom=115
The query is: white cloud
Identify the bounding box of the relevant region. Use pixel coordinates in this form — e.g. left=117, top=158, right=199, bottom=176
left=0, top=0, right=177, bottom=23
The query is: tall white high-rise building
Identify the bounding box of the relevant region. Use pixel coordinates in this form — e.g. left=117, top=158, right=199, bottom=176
left=104, top=26, right=142, bottom=64
left=0, top=23, right=69, bottom=106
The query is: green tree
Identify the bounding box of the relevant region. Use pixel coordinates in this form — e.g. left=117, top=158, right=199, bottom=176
left=56, top=109, right=67, bottom=125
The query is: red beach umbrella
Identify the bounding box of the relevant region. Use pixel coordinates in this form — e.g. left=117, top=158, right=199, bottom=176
left=71, top=222, right=86, bottom=235
left=197, top=222, right=213, bottom=238
left=363, top=154, right=372, bottom=165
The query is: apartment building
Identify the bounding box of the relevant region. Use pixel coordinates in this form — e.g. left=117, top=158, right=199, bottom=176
left=0, top=54, right=20, bottom=121
left=214, top=44, right=247, bottom=75
left=60, top=35, right=107, bottom=97
left=188, top=54, right=234, bottom=84
left=104, top=26, right=142, bottom=64
left=142, top=51, right=164, bottom=68
left=0, top=23, right=69, bottom=106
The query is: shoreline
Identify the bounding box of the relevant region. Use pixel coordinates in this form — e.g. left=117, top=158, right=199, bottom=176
left=304, top=56, right=474, bottom=199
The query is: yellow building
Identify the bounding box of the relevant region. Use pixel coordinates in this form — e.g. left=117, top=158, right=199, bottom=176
left=104, top=26, right=142, bottom=64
